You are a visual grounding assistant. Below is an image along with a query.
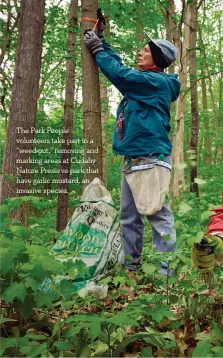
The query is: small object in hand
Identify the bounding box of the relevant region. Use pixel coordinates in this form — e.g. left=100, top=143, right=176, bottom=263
left=97, top=8, right=106, bottom=38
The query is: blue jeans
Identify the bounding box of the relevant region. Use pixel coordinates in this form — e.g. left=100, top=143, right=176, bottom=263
left=120, top=156, right=176, bottom=273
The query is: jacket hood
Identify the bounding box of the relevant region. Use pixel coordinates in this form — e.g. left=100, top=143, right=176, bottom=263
left=160, top=73, right=181, bottom=102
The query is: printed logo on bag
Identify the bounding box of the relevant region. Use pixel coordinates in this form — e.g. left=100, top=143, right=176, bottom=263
left=53, top=222, right=105, bottom=256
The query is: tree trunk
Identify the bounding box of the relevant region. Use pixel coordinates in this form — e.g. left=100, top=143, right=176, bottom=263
left=100, top=3, right=110, bottom=186
left=188, top=0, right=199, bottom=197
left=165, top=0, right=178, bottom=75
left=100, top=78, right=109, bottom=186
left=198, top=27, right=218, bottom=164
left=1, top=0, right=45, bottom=203
left=135, top=0, right=144, bottom=65
left=56, top=0, right=78, bottom=231
left=201, top=77, right=212, bottom=164
left=81, top=0, right=103, bottom=187
left=171, top=4, right=191, bottom=197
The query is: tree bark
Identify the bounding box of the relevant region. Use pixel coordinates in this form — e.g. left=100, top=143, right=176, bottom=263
left=56, top=0, right=78, bottom=231
left=1, top=0, right=45, bottom=203
left=171, top=3, right=191, bottom=196
left=165, top=0, right=178, bottom=75
left=198, top=27, right=218, bottom=164
left=81, top=0, right=103, bottom=187
left=188, top=0, right=199, bottom=197
left=100, top=3, right=110, bottom=186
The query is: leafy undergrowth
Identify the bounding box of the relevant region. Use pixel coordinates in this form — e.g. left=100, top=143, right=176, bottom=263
left=0, top=193, right=223, bottom=357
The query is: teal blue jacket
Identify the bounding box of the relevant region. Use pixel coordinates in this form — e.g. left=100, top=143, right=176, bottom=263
left=95, top=40, right=181, bottom=156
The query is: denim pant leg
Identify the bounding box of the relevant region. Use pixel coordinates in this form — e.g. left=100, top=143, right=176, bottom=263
left=120, top=174, right=144, bottom=267
left=146, top=204, right=176, bottom=252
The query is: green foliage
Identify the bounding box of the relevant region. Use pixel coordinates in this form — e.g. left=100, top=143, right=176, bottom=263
left=1, top=0, right=223, bottom=356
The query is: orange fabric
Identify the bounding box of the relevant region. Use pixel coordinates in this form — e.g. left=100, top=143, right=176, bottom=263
left=81, top=17, right=99, bottom=32
left=206, top=207, right=223, bottom=234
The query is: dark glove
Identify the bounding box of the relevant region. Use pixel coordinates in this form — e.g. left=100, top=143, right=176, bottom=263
left=97, top=8, right=106, bottom=38
left=83, top=30, right=104, bottom=56
left=191, top=235, right=223, bottom=272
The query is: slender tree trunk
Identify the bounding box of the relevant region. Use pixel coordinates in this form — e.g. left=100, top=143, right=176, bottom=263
left=198, top=27, right=218, bottom=164
left=100, top=3, right=110, bottom=186
left=201, top=77, right=212, bottom=164
left=165, top=0, right=178, bottom=75
left=188, top=0, right=199, bottom=196
left=172, top=4, right=191, bottom=196
left=81, top=0, right=103, bottom=187
left=0, top=4, right=20, bottom=67
left=1, top=0, right=45, bottom=204
left=217, top=13, right=223, bottom=163
left=135, top=0, right=144, bottom=65
left=56, top=0, right=78, bottom=231
left=100, top=78, right=109, bottom=185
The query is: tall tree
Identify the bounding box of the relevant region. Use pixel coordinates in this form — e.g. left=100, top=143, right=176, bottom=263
left=81, top=0, right=103, bottom=186
left=100, top=2, right=110, bottom=185
left=170, top=2, right=191, bottom=196
left=56, top=0, right=78, bottom=231
left=1, top=0, right=45, bottom=204
left=189, top=0, right=199, bottom=196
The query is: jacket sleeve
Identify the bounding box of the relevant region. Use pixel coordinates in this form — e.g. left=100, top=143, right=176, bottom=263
left=95, top=45, right=158, bottom=98
left=101, top=39, right=123, bottom=64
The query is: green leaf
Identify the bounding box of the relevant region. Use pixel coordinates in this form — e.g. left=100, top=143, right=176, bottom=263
left=194, top=231, right=205, bottom=244
left=107, top=313, right=139, bottom=327
left=0, top=204, right=9, bottom=218
left=146, top=305, right=175, bottom=323
left=25, top=278, right=38, bottom=292
left=54, top=341, right=73, bottom=351
left=113, top=333, right=155, bottom=357
left=192, top=340, right=211, bottom=357
left=3, top=282, right=26, bottom=303
left=195, top=332, right=211, bottom=341
left=0, top=337, right=19, bottom=356
left=145, top=305, right=175, bottom=323
left=65, top=323, right=90, bottom=338
left=210, top=322, right=223, bottom=345
left=144, top=326, right=164, bottom=347
left=194, top=178, right=207, bottom=185
left=178, top=202, right=192, bottom=216
left=14, top=295, right=36, bottom=319
left=161, top=331, right=176, bottom=342
left=19, top=342, right=44, bottom=357
left=212, top=347, right=223, bottom=357
left=25, top=334, right=48, bottom=341
left=89, top=322, right=101, bottom=342
left=35, top=292, right=57, bottom=309
left=140, top=347, right=152, bottom=357
left=113, top=275, right=126, bottom=286
left=53, top=318, right=61, bottom=338
left=92, top=341, right=108, bottom=356
left=75, top=340, right=91, bottom=357
left=0, top=248, right=16, bottom=276
left=10, top=225, right=28, bottom=239
left=142, top=263, right=156, bottom=275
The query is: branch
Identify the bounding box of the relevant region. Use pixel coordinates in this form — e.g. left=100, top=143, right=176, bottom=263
left=56, top=0, right=63, bottom=7
left=197, top=0, right=204, bottom=10
left=156, top=0, right=177, bottom=27
left=182, top=69, right=223, bottom=99
left=38, top=58, right=64, bottom=96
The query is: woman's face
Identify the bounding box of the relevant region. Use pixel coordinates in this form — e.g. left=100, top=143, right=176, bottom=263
left=138, top=44, right=156, bottom=70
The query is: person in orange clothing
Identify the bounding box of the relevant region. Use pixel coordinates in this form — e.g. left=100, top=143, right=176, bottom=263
left=192, top=207, right=223, bottom=272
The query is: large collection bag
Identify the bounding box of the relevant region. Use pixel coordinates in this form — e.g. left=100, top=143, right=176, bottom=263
left=122, top=157, right=172, bottom=216
left=53, top=178, right=123, bottom=284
